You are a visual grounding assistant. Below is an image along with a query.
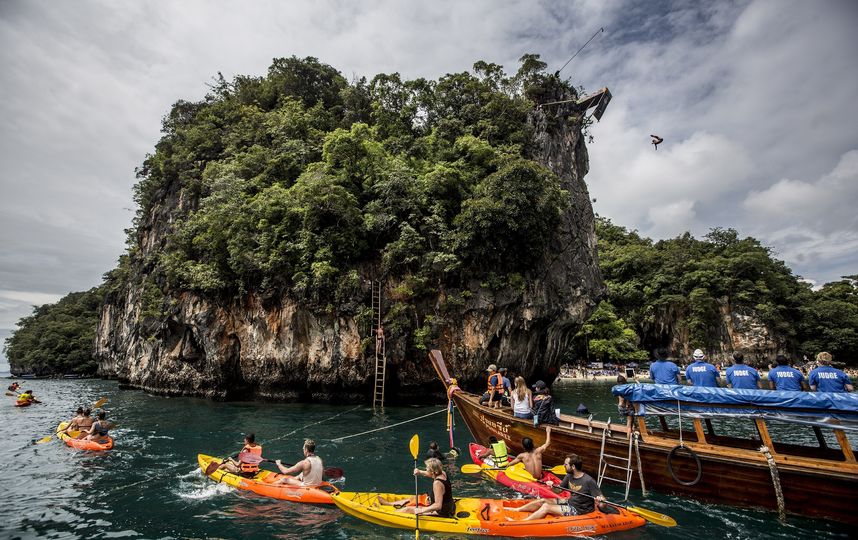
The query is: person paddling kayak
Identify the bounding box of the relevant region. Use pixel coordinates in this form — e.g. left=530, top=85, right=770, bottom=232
left=73, top=409, right=95, bottom=438
left=8, top=382, right=20, bottom=392
left=274, top=439, right=323, bottom=486
left=377, top=458, right=455, bottom=518
left=61, top=407, right=85, bottom=434
left=218, top=433, right=263, bottom=476
left=16, top=390, right=39, bottom=404
left=85, top=411, right=111, bottom=443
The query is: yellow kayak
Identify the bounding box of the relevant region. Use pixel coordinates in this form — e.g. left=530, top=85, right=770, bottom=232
left=332, top=492, right=646, bottom=537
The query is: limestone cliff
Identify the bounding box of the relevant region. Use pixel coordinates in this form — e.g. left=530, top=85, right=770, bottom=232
left=94, top=85, right=603, bottom=402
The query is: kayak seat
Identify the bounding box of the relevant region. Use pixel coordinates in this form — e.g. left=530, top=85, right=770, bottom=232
left=455, top=511, right=470, bottom=519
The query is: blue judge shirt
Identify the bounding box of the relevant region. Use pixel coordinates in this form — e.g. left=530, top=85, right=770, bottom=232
left=809, top=366, right=852, bottom=393
left=685, top=361, right=720, bottom=387
left=768, top=365, right=805, bottom=391
left=726, top=365, right=760, bottom=389
left=650, top=360, right=680, bottom=385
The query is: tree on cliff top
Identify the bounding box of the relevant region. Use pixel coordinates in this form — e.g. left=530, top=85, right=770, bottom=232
left=128, top=55, right=574, bottom=306
left=4, top=288, right=103, bottom=376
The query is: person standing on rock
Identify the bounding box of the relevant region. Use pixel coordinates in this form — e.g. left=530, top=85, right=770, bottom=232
left=685, top=349, right=720, bottom=387
left=726, top=352, right=762, bottom=389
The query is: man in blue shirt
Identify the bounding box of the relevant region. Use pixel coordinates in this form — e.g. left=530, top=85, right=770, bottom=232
left=685, top=349, right=720, bottom=387
left=649, top=347, right=680, bottom=385
left=809, top=352, right=854, bottom=393
left=726, top=352, right=761, bottom=389
left=767, top=354, right=807, bottom=391
left=499, top=367, right=512, bottom=405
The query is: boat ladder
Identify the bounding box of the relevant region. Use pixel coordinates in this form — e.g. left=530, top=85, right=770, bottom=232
left=596, top=418, right=635, bottom=500
left=371, top=280, right=386, bottom=409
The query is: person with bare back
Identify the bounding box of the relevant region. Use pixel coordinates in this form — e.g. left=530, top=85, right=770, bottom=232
left=506, top=426, right=552, bottom=479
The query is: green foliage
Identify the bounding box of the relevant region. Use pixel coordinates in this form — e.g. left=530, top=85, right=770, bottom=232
left=126, top=55, right=575, bottom=305
left=594, top=218, right=858, bottom=364
left=576, top=301, right=648, bottom=362
left=4, top=288, right=104, bottom=375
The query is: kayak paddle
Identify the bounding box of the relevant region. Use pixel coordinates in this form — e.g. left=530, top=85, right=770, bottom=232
left=461, top=463, right=567, bottom=475
left=529, top=478, right=677, bottom=527
left=33, top=397, right=109, bottom=444
left=203, top=454, right=344, bottom=480
left=409, top=433, right=420, bottom=540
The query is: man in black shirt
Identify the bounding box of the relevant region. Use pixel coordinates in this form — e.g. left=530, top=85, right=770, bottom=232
left=514, top=454, right=608, bottom=520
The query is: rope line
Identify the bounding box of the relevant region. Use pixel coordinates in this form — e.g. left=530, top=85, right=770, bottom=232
left=557, top=27, right=604, bottom=75
left=759, top=445, right=786, bottom=521
left=264, top=405, right=363, bottom=445
left=330, top=408, right=447, bottom=442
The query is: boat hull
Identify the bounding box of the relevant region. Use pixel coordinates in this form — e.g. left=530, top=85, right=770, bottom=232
left=451, top=391, right=858, bottom=526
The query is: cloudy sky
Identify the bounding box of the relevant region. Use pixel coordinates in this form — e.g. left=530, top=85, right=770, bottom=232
left=1, top=0, right=857, bottom=364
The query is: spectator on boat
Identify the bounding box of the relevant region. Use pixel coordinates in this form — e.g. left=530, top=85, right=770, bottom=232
left=514, top=453, right=610, bottom=520
left=685, top=349, right=720, bottom=387
left=768, top=354, right=807, bottom=391
left=511, top=376, right=533, bottom=420
left=507, top=427, right=552, bottom=479
left=649, top=347, right=680, bottom=385
left=275, top=439, right=324, bottom=486
left=726, top=353, right=762, bottom=389
left=531, top=381, right=560, bottom=425
left=379, top=458, right=454, bottom=517
left=479, top=364, right=504, bottom=409
left=499, top=367, right=512, bottom=406
left=809, top=352, right=854, bottom=393
left=218, top=433, right=263, bottom=476
left=476, top=436, right=510, bottom=467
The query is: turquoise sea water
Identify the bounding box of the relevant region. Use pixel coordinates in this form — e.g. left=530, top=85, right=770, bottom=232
left=0, top=378, right=850, bottom=539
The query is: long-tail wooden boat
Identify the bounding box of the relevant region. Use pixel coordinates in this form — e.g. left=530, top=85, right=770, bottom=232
left=429, top=350, right=858, bottom=526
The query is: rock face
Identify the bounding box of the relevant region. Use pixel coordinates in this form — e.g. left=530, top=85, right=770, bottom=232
left=94, top=90, right=604, bottom=403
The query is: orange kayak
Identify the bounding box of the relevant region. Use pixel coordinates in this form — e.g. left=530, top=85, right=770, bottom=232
left=15, top=400, right=32, bottom=407
left=332, top=492, right=647, bottom=537
left=198, top=454, right=339, bottom=504
left=56, top=422, right=114, bottom=451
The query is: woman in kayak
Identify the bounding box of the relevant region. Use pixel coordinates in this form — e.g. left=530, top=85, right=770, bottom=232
left=274, top=439, right=323, bottom=486
left=84, top=411, right=111, bottom=443
left=378, top=458, right=455, bottom=518
left=61, top=407, right=84, bottom=435
left=73, top=409, right=95, bottom=438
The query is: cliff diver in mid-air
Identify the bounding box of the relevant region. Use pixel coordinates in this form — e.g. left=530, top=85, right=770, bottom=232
left=650, top=134, right=664, bottom=150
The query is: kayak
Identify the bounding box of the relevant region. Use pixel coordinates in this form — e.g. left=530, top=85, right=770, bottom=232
left=15, top=400, right=32, bottom=407
left=469, top=443, right=563, bottom=499
left=332, top=492, right=646, bottom=537
left=56, top=422, right=114, bottom=451
left=197, top=454, right=339, bottom=504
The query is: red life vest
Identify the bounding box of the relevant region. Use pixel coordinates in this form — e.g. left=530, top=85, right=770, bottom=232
left=239, top=444, right=263, bottom=474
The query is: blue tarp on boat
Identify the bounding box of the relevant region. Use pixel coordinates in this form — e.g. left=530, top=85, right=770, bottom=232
left=612, top=383, right=858, bottom=430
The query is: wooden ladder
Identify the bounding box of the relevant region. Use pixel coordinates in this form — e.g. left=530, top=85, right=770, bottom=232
left=371, top=280, right=386, bottom=409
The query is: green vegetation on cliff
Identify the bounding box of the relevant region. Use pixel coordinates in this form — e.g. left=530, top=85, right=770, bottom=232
left=591, top=218, right=858, bottom=363
left=4, top=288, right=103, bottom=376
left=131, top=56, right=572, bottom=304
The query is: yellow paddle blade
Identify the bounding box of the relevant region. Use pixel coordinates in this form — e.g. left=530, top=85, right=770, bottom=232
left=409, top=434, right=420, bottom=460
left=460, top=464, right=485, bottom=474
left=546, top=465, right=567, bottom=475
left=504, top=464, right=536, bottom=482
left=92, top=397, right=108, bottom=409
left=627, top=506, right=677, bottom=527
left=34, top=435, right=53, bottom=445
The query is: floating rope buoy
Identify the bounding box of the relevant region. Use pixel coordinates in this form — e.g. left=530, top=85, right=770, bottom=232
left=759, top=445, right=786, bottom=522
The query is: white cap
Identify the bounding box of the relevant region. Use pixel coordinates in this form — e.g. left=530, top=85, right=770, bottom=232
left=693, top=349, right=705, bottom=359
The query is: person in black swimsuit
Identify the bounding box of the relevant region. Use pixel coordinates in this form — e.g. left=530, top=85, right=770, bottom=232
left=378, top=458, right=454, bottom=518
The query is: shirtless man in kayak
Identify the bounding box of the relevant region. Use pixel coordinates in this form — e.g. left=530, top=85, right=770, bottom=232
left=506, top=426, right=552, bottom=479
left=274, top=439, right=323, bottom=486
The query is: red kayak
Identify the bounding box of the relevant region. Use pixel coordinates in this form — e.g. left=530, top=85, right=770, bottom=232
left=15, top=400, right=32, bottom=407
left=469, top=443, right=564, bottom=499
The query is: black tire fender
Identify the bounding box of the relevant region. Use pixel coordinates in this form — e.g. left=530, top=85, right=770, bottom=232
left=667, top=444, right=702, bottom=486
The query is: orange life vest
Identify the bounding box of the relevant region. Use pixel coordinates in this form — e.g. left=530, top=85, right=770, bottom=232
left=239, top=444, right=263, bottom=474
left=487, top=372, right=503, bottom=393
